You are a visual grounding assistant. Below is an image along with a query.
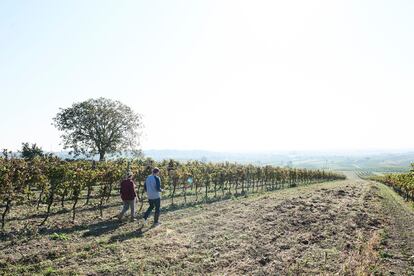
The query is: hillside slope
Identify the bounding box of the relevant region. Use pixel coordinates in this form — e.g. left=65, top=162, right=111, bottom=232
left=1, top=173, right=413, bottom=275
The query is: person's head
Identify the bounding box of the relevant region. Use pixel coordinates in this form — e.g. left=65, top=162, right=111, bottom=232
left=152, top=167, right=160, bottom=175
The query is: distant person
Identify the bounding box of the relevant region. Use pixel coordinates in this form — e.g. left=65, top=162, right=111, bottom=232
left=142, top=167, right=162, bottom=226
left=118, top=173, right=137, bottom=222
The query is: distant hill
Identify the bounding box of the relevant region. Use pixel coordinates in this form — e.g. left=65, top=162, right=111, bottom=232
left=143, top=149, right=414, bottom=172
left=46, top=149, right=414, bottom=172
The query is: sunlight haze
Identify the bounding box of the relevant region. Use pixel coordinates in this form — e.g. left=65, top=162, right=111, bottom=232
left=1, top=0, right=413, bottom=152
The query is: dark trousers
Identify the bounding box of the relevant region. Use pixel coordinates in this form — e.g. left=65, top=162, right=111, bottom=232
left=143, top=198, right=161, bottom=223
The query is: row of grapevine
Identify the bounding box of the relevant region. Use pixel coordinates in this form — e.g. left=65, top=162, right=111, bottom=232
left=0, top=156, right=345, bottom=230
left=371, top=165, right=414, bottom=202
left=355, top=170, right=375, bottom=179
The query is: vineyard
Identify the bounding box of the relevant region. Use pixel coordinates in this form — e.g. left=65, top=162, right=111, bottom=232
left=0, top=155, right=345, bottom=231
left=354, top=170, right=374, bottom=179
left=371, top=164, right=414, bottom=202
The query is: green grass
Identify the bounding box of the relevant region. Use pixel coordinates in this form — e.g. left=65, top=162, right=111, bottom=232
left=49, top=233, right=69, bottom=241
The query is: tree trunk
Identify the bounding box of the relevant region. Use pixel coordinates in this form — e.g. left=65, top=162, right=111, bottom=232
left=72, top=189, right=80, bottom=222
left=61, top=187, right=67, bottom=208
left=37, top=188, right=44, bottom=210
left=171, top=181, right=177, bottom=205
left=183, top=184, right=187, bottom=205
left=40, top=189, right=55, bottom=226
left=106, top=181, right=113, bottom=202
left=99, top=151, right=105, bottom=162
left=195, top=182, right=198, bottom=202
left=205, top=180, right=208, bottom=201
left=137, top=190, right=145, bottom=212
left=85, top=185, right=92, bottom=205
left=1, top=199, right=11, bottom=230
left=214, top=182, right=217, bottom=198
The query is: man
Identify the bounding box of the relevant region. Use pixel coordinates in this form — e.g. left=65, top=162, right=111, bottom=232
left=118, top=173, right=137, bottom=221
left=142, top=167, right=162, bottom=226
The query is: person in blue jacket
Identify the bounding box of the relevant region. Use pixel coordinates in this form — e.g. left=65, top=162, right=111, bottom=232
left=142, top=167, right=163, bottom=226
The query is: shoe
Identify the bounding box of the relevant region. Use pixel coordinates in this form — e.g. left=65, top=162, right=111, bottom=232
left=153, top=222, right=161, bottom=227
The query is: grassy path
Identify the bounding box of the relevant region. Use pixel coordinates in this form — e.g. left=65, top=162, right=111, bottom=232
left=371, top=180, right=414, bottom=275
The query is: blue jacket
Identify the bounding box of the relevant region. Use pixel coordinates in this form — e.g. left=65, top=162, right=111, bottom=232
left=144, top=175, right=162, bottom=199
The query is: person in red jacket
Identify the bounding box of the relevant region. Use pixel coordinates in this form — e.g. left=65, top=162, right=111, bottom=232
left=117, top=173, right=137, bottom=221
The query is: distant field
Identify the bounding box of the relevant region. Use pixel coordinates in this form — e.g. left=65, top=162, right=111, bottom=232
left=143, top=150, right=414, bottom=173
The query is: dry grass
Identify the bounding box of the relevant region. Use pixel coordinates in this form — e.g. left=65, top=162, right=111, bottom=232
left=339, top=230, right=382, bottom=275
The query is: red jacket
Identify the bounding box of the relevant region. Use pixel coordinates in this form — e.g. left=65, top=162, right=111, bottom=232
left=120, top=179, right=137, bottom=201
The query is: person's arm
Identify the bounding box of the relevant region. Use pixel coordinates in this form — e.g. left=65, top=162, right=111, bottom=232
left=155, top=176, right=162, bottom=192
left=132, top=181, right=137, bottom=197
left=120, top=181, right=124, bottom=195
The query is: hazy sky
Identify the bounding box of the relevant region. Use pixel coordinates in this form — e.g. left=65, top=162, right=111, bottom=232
left=1, top=0, right=413, bottom=152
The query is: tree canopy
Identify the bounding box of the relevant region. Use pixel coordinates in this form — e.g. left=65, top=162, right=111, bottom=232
left=20, top=143, right=44, bottom=160
left=53, top=98, right=143, bottom=161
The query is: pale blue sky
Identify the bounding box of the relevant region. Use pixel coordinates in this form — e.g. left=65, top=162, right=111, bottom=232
left=1, top=0, right=413, bottom=152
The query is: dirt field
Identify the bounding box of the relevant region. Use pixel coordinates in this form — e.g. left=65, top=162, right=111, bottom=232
left=1, top=172, right=413, bottom=275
